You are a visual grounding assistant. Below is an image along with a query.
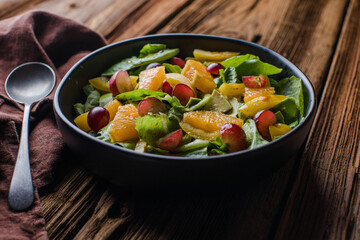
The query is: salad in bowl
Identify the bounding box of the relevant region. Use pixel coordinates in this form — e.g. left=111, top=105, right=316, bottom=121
left=72, top=43, right=305, bottom=158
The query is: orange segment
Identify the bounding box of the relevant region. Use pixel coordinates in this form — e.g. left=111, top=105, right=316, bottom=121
left=74, top=112, right=91, bottom=132
left=130, top=75, right=139, bottom=89
left=179, top=122, right=220, bottom=141
left=239, top=95, right=287, bottom=117
left=193, top=49, right=240, bottom=62
left=166, top=73, right=192, bottom=87
left=138, top=66, right=166, bottom=91
left=109, top=104, right=140, bottom=142
left=244, top=87, right=275, bottom=103
left=89, top=77, right=110, bottom=92
left=183, top=111, right=243, bottom=132
left=104, top=99, right=122, bottom=121
left=181, top=59, right=216, bottom=93
left=218, top=83, right=245, bottom=97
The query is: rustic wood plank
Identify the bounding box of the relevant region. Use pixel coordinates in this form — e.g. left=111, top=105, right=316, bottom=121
left=24, top=0, right=349, bottom=239
left=275, top=0, right=360, bottom=238
left=108, top=0, right=192, bottom=42
left=0, top=0, right=149, bottom=37
left=0, top=0, right=46, bottom=20
left=159, top=0, right=348, bottom=96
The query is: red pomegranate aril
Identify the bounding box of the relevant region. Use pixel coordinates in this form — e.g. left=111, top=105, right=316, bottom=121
left=169, top=57, right=186, bottom=68
left=146, top=62, right=162, bottom=70
left=173, top=84, right=195, bottom=106
left=206, top=63, right=225, bottom=75
left=156, top=129, right=183, bottom=151
left=87, top=106, right=110, bottom=133
left=242, top=76, right=267, bottom=88
left=253, top=110, right=277, bottom=141
left=162, top=80, right=173, bottom=95
left=220, top=123, right=247, bottom=153
left=138, top=97, right=168, bottom=116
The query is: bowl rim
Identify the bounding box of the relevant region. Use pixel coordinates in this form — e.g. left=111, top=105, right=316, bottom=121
left=54, top=33, right=317, bottom=162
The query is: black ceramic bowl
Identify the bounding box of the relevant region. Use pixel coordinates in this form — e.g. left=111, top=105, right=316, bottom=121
left=54, top=34, right=316, bottom=190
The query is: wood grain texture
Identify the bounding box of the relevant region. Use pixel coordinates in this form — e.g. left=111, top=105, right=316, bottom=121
left=275, top=0, right=360, bottom=238
left=159, top=0, right=348, bottom=96
left=1, top=0, right=355, bottom=239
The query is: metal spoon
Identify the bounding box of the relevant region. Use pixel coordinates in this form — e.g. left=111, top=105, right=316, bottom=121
left=5, top=62, right=56, bottom=211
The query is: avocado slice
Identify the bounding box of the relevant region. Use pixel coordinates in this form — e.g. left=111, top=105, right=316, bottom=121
left=204, top=89, right=233, bottom=113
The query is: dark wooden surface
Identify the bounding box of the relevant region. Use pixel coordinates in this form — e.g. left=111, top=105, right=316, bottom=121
left=2, top=0, right=360, bottom=239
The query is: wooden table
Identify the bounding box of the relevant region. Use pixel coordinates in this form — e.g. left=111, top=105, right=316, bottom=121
left=2, top=0, right=359, bottom=239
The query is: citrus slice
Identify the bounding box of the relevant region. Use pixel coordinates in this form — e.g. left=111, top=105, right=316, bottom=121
left=244, top=87, right=275, bottom=103
left=138, top=66, right=166, bottom=91
left=74, top=112, right=91, bottom=132
left=104, top=99, right=122, bottom=121
left=269, top=123, right=292, bottom=140
left=179, top=122, right=220, bottom=141
left=180, top=111, right=243, bottom=141
left=181, top=59, right=216, bottom=93
left=89, top=77, right=110, bottom=92
left=108, top=104, right=140, bottom=142
left=193, top=49, right=240, bottom=62
left=239, top=95, right=287, bottom=116
left=165, top=73, right=192, bottom=87
left=218, top=83, right=245, bottom=97
left=130, top=75, right=139, bottom=89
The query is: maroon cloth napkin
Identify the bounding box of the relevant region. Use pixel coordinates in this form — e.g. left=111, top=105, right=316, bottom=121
left=0, top=11, right=106, bottom=239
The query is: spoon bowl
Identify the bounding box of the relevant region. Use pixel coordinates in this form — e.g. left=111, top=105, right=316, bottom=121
left=6, top=62, right=55, bottom=210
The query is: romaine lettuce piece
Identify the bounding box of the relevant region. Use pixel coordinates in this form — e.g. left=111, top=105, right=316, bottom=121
left=116, top=89, right=167, bottom=102
left=236, top=59, right=282, bottom=78
left=177, top=139, right=210, bottom=152
left=162, top=63, right=182, bottom=73
left=221, top=54, right=259, bottom=68
left=84, top=89, right=100, bottom=112
left=271, top=97, right=299, bottom=124
left=139, top=44, right=166, bottom=58
left=135, top=114, right=178, bottom=145
left=242, top=119, right=268, bottom=149
left=99, top=93, right=113, bottom=107
left=219, top=66, right=238, bottom=83
left=102, top=48, right=179, bottom=77
left=277, top=76, right=304, bottom=119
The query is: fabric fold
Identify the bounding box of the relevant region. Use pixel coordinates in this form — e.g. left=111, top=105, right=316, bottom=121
left=0, top=10, right=106, bottom=240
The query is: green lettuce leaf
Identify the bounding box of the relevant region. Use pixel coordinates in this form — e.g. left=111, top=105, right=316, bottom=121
left=180, top=146, right=208, bottom=158
left=177, top=139, right=210, bottom=153
left=84, top=89, right=100, bottom=112
left=219, top=66, right=239, bottom=83
left=102, top=48, right=179, bottom=77
left=99, top=93, right=113, bottom=107
left=139, top=44, right=166, bottom=58
left=73, top=103, right=85, bottom=116
left=277, top=76, right=304, bottom=119
left=242, top=119, right=268, bottom=149
left=135, top=114, right=178, bottom=145
left=221, top=54, right=259, bottom=68
left=236, top=59, right=282, bottom=78
left=271, top=97, right=299, bottom=124
left=162, top=63, right=182, bottom=73
left=115, top=89, right=167, bottom=102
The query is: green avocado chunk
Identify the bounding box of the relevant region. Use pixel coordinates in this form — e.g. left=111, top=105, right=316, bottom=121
left=204, top=89, right=232, bottom=113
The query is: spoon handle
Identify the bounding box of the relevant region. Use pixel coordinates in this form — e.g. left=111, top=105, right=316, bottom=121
left=8, top=103, right=34, bottom=211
